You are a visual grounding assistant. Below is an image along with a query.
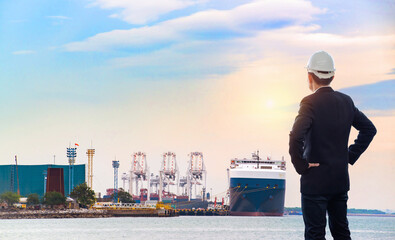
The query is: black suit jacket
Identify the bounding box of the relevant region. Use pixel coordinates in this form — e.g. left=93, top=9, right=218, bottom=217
left=289, top=87, right=376, bottom=194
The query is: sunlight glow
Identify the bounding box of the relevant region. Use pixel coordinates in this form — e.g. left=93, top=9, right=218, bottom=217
left=266, top=99, right=275, bottom=109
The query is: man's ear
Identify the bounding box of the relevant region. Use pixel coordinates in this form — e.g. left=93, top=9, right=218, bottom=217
left=307, top=73, right=314, bottom=91
left=308, top=73, right=313, bottom=84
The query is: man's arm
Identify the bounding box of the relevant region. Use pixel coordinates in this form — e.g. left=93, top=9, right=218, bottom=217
left=289, top=98, right=314, bottom=175
left=348, top=107, right=377, bottom=165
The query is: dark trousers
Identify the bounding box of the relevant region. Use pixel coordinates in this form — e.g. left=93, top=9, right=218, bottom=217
left=302, top=192, right=351, bottom=240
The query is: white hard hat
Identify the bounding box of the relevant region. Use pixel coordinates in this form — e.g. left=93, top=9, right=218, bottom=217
left=306, top=51, right=335, bottom=79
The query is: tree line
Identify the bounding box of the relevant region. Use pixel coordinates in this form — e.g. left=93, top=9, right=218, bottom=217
left=0, top=183, right=135, bottom=208
left=0, top=182, right=96, bottom=208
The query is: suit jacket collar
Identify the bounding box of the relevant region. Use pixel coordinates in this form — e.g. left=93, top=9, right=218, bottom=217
left=314, top=86, right=334, bottom=94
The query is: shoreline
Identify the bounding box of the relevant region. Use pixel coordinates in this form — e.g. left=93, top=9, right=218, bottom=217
left=347, top=213, right=395, bottom=217
left=0, top=208, right=178, bottom=219
left=1, top=209, right=393, bottom=219
left=0, top=209, right=110, bottom=219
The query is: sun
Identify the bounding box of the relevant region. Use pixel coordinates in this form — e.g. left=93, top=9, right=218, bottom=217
left=265, top=99, right=275, bottom=109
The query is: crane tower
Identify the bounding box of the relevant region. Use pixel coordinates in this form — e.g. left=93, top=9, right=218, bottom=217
left=130, top=152, right=150, bottom=200
left=159, top=152, right=179, bottom=201
left=187, top=152, right=207, bottom=201
left=121, top=172, right=129, bottom=190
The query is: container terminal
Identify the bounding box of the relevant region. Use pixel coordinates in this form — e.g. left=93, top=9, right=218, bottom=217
left=0, top=146, right=282, bottom=217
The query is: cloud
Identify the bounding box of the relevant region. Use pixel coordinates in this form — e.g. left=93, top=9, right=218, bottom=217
left=90, top=0, right=205, bottom=25
left=65, top=0, right=325, bottom=51
left=64, top=0, right=395, bottom=83
left=109, top=40, right=250, bottom=78
left=93, top=24, right=394, bottom=82
left=12, top=50, right=36, bottom=55
left=340, top=79, right=395, bottom=115
left=47, top=15, right=71, bottom=26
left=388, top=68, right=395, bottom=75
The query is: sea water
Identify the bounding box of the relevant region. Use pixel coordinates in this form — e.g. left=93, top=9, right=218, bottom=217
left=0, top=215, right=394, bottom=240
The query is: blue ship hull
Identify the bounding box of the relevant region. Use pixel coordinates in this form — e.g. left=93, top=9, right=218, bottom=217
left=230, top=177, right=285, bottom=216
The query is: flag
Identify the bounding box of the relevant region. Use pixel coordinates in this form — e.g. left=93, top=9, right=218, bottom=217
left=75, top=143, right=79, bottom=146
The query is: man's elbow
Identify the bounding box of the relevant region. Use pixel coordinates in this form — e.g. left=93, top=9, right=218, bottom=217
left=371, top=125, right=377, bottom=136
left=367, top=124, right=377, bottom=140
left=295, top=167, right=306, bottom=175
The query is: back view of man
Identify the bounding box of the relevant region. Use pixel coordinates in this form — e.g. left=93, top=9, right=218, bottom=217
left=289, top=51, right=377, bottom=240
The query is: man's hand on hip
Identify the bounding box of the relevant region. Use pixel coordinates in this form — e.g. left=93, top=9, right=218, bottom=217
left=308, top=163, right=320, bottom=168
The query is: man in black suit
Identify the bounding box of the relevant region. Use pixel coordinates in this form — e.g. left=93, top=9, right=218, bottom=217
left=289, top=51, right=377, bottom=240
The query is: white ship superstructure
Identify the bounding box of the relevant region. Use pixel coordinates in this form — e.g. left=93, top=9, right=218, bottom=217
left=228, top=152, right=286, bottom=216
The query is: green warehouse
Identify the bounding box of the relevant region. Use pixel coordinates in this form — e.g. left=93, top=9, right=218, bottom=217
left=0, top=164, right=85, bottom=197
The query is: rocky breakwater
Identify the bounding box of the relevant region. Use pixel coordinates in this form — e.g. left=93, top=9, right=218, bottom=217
left=0, top=209, right=111, bottom=219
left=107, top=208, right=179, bottom=217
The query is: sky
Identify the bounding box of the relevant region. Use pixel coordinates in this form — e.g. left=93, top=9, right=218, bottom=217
left=0, top=0, right=394, bottom=209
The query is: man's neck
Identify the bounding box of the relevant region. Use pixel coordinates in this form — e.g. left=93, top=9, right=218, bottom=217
left=313, top=85, right=331, bottom=93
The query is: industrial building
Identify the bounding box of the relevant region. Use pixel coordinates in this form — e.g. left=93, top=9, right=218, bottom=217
left=0, top=164, right=85, bottom=197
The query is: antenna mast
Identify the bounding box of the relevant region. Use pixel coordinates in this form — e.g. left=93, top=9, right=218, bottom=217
left=15, top=155, right=20, bottom=195
left=256, top=150, right=260, bottom=169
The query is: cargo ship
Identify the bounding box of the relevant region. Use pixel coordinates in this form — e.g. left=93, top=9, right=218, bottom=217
left=228, top=151, right=286, bottom=216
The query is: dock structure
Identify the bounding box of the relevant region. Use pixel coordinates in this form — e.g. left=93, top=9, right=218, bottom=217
left=93, top=202, right=179, bottom=217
